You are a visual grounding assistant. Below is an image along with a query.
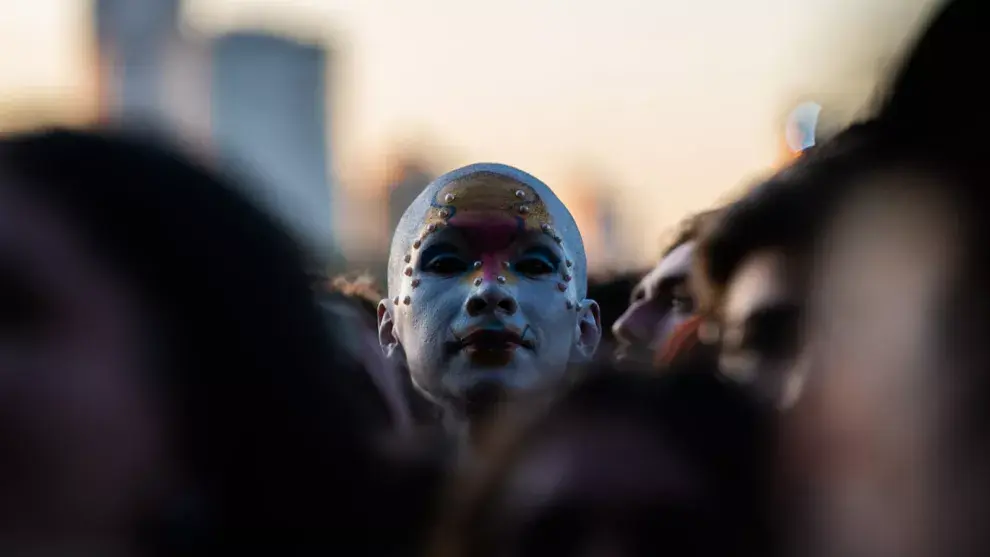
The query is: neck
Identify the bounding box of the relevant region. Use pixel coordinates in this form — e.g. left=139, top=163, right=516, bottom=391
left=440, top=405, right=496, bottom=459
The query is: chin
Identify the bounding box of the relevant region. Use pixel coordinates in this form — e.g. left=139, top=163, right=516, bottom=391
left=452, top=358, right=543, bottom=393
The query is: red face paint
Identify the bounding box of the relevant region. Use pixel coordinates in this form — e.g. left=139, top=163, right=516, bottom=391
left=417, top=174, right=559, bottom=286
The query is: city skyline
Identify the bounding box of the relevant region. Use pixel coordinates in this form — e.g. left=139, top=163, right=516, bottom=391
left=0, top=0, right=942, bottom=265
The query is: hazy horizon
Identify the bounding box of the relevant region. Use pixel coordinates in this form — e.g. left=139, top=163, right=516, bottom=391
left=0, top=0, right=940, bottom=264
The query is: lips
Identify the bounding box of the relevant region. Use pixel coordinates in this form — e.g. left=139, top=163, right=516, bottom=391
left=459, top=328, right=532, bottom=351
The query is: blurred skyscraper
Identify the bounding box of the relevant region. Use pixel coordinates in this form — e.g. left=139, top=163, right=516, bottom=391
left=93, top=0, right=181, bottom=126
left=211, top=32, right=337, bottom=265
left=386, top=157, right=434, bottom=242
left=93, top=1, right=340, bottom=267
left=561, top=175, right=626, bottom=273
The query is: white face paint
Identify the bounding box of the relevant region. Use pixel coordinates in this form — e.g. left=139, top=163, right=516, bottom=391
left=379, top=170, right=601, bottom=413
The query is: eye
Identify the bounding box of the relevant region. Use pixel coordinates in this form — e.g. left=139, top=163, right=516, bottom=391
left=425, top=255, right=469, bottom=275
left=671, top=295, right=695, bottom=314
left=514, top=257, right=555, bottom=276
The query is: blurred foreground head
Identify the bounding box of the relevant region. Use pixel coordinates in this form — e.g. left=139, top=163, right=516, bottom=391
left=0, top=128, right=396, bottom=553
left=784, top=1, right=990, bottom=555
left=693, top=159, right=837, bottom=408
left=432, top=366, right=776, bottom=557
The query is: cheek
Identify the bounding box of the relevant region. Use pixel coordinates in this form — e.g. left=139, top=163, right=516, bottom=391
left=519, top=295, right=577, bottom=347
left=395, top=278, right=463, bottom=341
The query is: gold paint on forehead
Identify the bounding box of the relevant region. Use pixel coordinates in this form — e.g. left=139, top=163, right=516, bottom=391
left=422, top=173, right=555, bottom=231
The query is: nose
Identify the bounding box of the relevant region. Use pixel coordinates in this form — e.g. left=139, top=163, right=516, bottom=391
left=612, top=302, right=649, bottom=343
left=466, top=281, right=518, bottom=316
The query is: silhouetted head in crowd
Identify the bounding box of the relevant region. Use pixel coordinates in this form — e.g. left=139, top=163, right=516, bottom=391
left=319, top=277, right=413, bottom=437
left=326, top=273, right=440, bottom=430
left=613, top=210, right=719, bottom=370
left=695, top=166, right=835, bottom=408
left=380, top=163, right=602, bottom=434
left=782, top=1, right=990, bottom=555
left=0, top=128, right=400, bottom=554
left=328, top=272, right=381, bottom=319
left=431, top=366, right=777, bottom=557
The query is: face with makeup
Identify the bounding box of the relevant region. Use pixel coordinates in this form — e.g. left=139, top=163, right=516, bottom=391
left=379, top=164, right=601, bottom=416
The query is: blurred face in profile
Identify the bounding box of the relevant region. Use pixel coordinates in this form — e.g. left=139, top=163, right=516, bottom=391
left=0, top=176, right=168, bottom=542
left=718, top=248, right=806, bottom=408
left=789, top=168, right=963, bottom=557
left=613, top=241, right=697, bottom=367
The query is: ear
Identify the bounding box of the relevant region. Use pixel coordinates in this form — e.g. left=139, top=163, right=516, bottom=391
left=377, top=299, right=403, bottom=360
left=570, top=299, right=602, bottom=364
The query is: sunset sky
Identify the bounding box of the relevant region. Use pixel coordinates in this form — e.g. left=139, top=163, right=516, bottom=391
left=0, top=0, right=940, bottom=264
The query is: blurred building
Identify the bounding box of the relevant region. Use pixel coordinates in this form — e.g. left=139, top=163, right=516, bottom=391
left=94, top=0, right=182, bottom=127
left=93, top=1, right=340, bottom=267
left=211, top=32, right=337, bottom=265
left=561, top=177, right=627, bottom=273
left=386, top=157, right=434, bottom=242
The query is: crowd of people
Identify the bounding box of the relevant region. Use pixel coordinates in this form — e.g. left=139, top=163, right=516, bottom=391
left=0, top=0, right=985, bottom=555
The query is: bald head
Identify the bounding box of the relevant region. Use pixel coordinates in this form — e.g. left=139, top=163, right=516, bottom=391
left=379, top=163, right=602, bottom=420
left=388, top=163, right=587, bottom=297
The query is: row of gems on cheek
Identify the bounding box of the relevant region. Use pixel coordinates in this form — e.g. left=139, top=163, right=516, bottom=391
left=400, top=217, right=450, bottom=307
left=536, top=219, right=580, bottom=311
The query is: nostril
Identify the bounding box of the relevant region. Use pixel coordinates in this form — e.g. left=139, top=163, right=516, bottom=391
left=497, top=298, right=518, bottom=314
left=466, top=296, right=488, bottom=315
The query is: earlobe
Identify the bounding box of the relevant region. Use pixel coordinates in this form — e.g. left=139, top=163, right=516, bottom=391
left=377, top=300, right=401, bottom=357
left=571, top=299, right=603, bottom=363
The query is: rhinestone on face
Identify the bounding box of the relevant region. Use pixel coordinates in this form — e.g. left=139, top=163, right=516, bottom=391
left=411, top=278, right=421, bottom=288
left=557, top=282, right=567, bottom=292
left=393, top=296, right=400, bottom=305
left=403, top=296, right=411, bottom=305
left=474, top=277, right=483, bottom=287
left=404, top=267, right=413, bottom=276
left=553, top=236, right=562, bottom=244
left=541, top=223, right=551, bottom=232
left=565, top=300, right=574, bottom=309
left=563, top=273, right=572, bottom=282
left=515, top=190, right=526, bottom=199
left=439, top=208, right=450, bottom=219
left=566, top=259, right=573, bottom=267
left=502, top=261, right=511, bottom=269
left=427, top=223, right=437, bottom=232
left=497, top=276, right=506, bottom=284
left=518, top=205, right=530, bottom=215
left=473, top=261, right=482, bottom=269
left=445, top=193, right=455, bottom=203
left=413, top=240, right=421, bottom=249
left=404, top=254, right=411, bottom=263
